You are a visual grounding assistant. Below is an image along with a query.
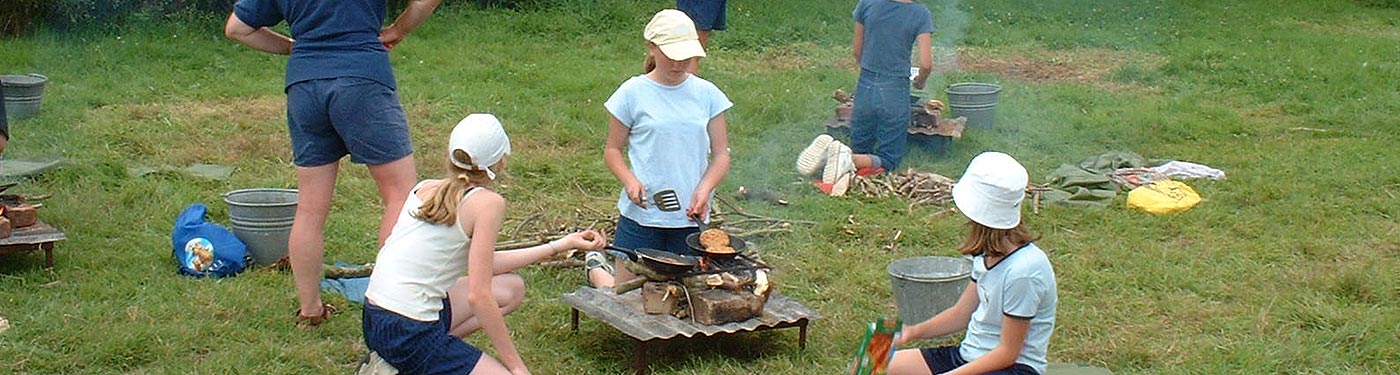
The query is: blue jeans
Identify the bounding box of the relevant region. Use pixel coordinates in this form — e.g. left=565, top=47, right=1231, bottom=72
left=850, top=70, right=912, bottom=170
left=614, top=215, right=700, bottom=256
left=920, top=346, right=1040, bottom=375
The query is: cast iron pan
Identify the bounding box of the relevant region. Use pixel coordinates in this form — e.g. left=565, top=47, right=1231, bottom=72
left=605, top=245, right=698, bottom=275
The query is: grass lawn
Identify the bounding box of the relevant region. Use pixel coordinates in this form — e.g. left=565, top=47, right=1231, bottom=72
left=1, top=0, right=1397, bottom=373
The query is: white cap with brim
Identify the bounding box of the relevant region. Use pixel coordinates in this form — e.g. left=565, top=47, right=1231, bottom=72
left=645, top=9, right=706, bottom=61
left=449, top=114, right=511, bottom=180
left=952, top=152, right=1028, bottom=229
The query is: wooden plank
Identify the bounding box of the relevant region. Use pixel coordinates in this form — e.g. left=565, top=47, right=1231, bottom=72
left=0, top=221, right=66, bottom=246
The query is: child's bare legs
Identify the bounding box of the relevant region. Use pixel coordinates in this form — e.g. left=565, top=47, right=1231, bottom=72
left=583, top=252, right=623, bottom=289
left=852, top=153, right=879, bottom=170
left=291, top=162, right=338, bottom=320
left=886, top=348, right=934, bottom=375
left=469, top=355, right=511, bottom=374
left=447, top=273, right=526, bottom=338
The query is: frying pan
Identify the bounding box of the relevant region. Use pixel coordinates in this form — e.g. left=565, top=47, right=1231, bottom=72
left=685, top=230, right=747, bottom=258
left=605, top=245, right=697, bottom=275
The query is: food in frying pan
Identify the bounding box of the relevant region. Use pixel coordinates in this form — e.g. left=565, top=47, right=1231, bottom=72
left=699, top=228, right=729, bottom=248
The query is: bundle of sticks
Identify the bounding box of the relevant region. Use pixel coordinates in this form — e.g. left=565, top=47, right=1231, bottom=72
left=851, top=169, right=957, bottom=210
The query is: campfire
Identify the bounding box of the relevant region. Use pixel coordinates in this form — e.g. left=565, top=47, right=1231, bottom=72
left=616, top=229, right=775, bottom=325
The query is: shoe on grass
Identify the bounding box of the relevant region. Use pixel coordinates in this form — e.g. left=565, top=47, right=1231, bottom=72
left=795, top=134, right=834, bottom=176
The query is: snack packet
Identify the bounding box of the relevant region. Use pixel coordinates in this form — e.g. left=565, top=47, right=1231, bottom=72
left=849, top=317, right=902, bottom=375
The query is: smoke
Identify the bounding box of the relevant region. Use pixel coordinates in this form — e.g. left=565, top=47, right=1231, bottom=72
left=929, top=0, right=970, bottom=72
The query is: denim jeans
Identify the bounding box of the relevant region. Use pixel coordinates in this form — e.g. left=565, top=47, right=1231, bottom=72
left=850, top=70, right=912, bottom=169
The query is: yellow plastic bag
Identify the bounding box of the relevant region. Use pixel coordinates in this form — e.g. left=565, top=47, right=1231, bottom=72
left=1126, top=180, right=1201, bottom=214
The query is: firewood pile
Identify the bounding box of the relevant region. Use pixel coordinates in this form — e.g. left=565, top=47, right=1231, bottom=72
left=851, top=169, right=957, bottom=210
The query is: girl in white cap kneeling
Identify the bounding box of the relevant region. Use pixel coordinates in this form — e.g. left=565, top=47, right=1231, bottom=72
left=362, top=114, right=606, bottom=375
left=886, top=152, right=1058, bottom=375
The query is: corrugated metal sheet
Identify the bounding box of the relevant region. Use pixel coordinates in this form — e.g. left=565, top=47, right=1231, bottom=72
left=561, top=287, right=820, bottom=341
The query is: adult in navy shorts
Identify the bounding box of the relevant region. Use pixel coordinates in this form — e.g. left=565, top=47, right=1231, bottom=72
left=224, top=0, right=443, bottom=329
left=676, top=0, right=727, bottom=73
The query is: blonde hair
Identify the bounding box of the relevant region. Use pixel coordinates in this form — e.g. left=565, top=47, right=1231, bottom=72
left=413, top=150, right=493, bottom=225
left=642, top=42, right=658, bottom=73
left=956, top=220, right=1040, bottom=258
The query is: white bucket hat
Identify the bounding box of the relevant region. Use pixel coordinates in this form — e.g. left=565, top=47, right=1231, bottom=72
left=449, top=114, right=511, bottom=180
left=952, top=152, right=1028, bottom=229
left=644, top=9, right=706, bottom=61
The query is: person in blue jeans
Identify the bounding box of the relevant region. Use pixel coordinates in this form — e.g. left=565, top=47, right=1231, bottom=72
left=796, top=0, right=934, bottom=196
left=224, top=0, right=442, bottom=329
left=886, top=152, right=1058, bottom=375
left=676, top=0, right=727, bottom=74
left=587, top=10, right=733, bottom=289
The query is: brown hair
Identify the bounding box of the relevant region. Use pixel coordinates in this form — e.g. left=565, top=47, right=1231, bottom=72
left=413, top=150, right=493, bottom=225
left=955, top=220, right=1040, bottom=258
left=642, top=42, right=658, bottom=74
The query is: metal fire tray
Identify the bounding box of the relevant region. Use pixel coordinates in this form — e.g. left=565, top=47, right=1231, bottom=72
left=562, top=286, right=820, bottom=374
left=0, top=221, right=67, bottom=268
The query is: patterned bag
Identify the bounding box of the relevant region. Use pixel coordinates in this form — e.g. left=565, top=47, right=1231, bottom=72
left=172, top=203, right=249, bottom=278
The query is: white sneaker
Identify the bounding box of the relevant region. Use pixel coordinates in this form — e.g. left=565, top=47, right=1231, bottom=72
left=795, top=134, right=834, bottom=176
left=356, top=351, right=399, bottom=375
left=821, top=142, right=854, bottom=185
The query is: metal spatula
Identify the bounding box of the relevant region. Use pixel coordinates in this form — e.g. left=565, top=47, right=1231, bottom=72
left=643, top=189, right=682, bottom=212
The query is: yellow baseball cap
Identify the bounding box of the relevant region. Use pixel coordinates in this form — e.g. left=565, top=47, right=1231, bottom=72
left=644, top=9, right=706, bottom=61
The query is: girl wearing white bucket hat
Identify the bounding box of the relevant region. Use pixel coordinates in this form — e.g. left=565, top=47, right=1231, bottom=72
left=362, top=114, right=607, bottom=375
left=886, top=152, right=1059, bottom=375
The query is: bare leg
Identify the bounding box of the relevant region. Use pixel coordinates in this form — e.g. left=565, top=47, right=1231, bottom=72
left=366, top=155, right=417, bottom=247
left=887, top=348, right=934, bottom=375
left=469, top=354, right=511, bottom=375
left=447, top=273, right=526, bottom=338
left=588, top=267, right=615, bottom=289
left=853, top=153, right=878, bottom=170
left=292, top=162, right=339, bottom=318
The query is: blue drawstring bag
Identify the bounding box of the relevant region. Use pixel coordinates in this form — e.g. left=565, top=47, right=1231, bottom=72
left=172, top=203, right=250, bottom=278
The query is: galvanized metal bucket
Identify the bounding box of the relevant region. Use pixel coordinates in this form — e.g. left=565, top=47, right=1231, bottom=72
left=223, top=188, right=298, bottom=267
left=1, top=74, right=48, bottom=120
left=888, top=256, right=972, bottom=325
left=945, top=83, right=1001, bottom=128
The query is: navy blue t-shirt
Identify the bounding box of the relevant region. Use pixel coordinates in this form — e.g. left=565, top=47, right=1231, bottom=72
left=234, top=0, right=397, bottom=90
left=853, top=0, right=934, bottom=78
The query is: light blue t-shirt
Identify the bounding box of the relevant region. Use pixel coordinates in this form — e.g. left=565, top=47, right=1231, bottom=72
left=604, top=75, right=732, bottom=228
left=962, top=243, right=1058, bottom=374
left=853, top=0, right=934, bottom=78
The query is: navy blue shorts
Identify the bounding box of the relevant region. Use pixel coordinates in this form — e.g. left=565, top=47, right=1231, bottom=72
left=920, top=346, right=1040, bottom=375
left=614, top=215, right=700, bottom=256
left=286, top=77, right=413, bottom=167
left=677, top=0, right=727, bottom=31
left=363, top=300, right=482, bottom=375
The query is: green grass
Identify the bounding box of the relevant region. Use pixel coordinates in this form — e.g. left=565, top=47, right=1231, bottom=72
left=2, top=0, right=1398, bottom=373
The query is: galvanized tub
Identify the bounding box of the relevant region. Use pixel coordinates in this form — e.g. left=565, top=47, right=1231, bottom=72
left=223, top=188, right=298, bottom=266
left=888, top=256, right=972, bottom=325
left=945, top=83, right=1001, bottom=128
left=1, top=74, right=48, bottom=120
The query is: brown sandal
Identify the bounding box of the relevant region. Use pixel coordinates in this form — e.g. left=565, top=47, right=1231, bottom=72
left=294, top=303, right=338, bottom=330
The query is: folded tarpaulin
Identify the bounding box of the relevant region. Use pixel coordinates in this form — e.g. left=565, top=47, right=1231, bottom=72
left=1042, top=163, right=1118, bottom=207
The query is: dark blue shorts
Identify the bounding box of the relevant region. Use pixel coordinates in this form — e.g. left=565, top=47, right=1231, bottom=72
left=677, top=0, right=727, bottom=31
left=920, top=346, right=1040, bottom=375
left=286, top=77, right=413, bottom=167
left=363, top=300, right=482, bottom=375
left=614, top=215, right=700, bottom=256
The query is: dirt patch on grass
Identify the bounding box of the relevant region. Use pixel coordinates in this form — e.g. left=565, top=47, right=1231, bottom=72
left=91, top=97, right=289, bottom=165
left=1293, top=20, right=1400, bottom=41
left=947, top=47, right=1166, bottom=89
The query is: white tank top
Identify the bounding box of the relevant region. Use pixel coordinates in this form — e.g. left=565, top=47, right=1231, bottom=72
left=365, top=181, right=483, bottom=321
